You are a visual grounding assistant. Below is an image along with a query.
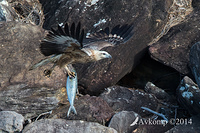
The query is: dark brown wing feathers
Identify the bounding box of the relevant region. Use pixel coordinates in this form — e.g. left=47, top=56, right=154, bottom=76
left=40, top=22, right=84, bottom=56
left=40, top=22, right=133, bottom=57
left=84, top=23, right=134, bottom=46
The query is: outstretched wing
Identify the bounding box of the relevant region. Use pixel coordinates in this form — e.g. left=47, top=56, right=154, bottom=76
left=40, top=22, right=85, bottom=56
left=83, top=23, right=134, bottom=50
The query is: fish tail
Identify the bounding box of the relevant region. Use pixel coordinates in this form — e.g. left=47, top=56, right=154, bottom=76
left=67, top=105, right=77, bottom=117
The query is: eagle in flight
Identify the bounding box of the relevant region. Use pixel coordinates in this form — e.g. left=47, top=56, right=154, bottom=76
left=30, top=22, right=134, bottom=77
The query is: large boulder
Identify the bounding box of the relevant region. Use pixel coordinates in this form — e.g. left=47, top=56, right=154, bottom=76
left=0, top=21, right=67, bottom=90
left=149, top=0, right=199, bottom=74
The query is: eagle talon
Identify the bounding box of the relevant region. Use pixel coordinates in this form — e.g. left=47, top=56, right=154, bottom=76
left=44, top=69, right=52, bottom=77
left=68, top=71, right=76, bottom=78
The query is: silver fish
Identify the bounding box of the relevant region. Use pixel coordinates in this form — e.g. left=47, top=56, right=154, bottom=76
left=66, top=68, right=78, bottom=117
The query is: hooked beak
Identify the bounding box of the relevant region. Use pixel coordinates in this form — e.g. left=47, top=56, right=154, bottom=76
left=107, top=54, right=112, bottom=59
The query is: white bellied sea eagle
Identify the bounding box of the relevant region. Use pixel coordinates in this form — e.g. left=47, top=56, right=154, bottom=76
left=30, top=22, right=134, bottom=77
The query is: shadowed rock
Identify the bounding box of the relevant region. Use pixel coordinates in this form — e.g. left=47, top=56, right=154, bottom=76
left=100, top=86, right=159, bottom=116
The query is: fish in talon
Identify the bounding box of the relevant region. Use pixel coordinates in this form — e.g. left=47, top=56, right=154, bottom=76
left=66, top=68, right=78, bottom=117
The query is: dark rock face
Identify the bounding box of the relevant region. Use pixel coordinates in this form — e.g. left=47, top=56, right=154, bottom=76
left=0, top=21, right=67, bottom=90
left=118, top=53, right=181, bottom=90
left=108, top=111, right=139, bottom=133
left=49, top=95, right=114, bottom=124
left=23, top=119, right=117, bottom=133
left=100, top=86, right=159, bottom=116
left=189, top=41, right=200, bottom=88
left=177, top=76, right=200, bottom=115
left=149, top=1, right=200, bottom=74
left=39, top=0, right=173, bottom=95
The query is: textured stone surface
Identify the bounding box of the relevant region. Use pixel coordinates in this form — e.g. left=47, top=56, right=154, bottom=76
left=23, top=119, right=117, bottom=133
left=0, top=111, right=24, bottom=133
left=0, top=21, right=67, bottom=91
left=100, top=86, right=159, bottom=116
left=0, top=84, right=67, bottom=120
left=177, top=76, right=200, bottom=115
left=49, top=95, right=114, bottom=124
left=149, top=0, right=200, bottom=74
left=108, top=111, right=139, bottom=133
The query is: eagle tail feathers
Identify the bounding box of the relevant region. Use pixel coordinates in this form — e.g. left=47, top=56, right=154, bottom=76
left=29, top=54, right=61, bottom=70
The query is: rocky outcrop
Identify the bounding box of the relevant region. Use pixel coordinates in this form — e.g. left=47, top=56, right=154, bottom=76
left=149, top=0, right=199, bottom=74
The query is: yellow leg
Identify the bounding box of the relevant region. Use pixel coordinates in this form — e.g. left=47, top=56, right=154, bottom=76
left=64, top=65, right=76, bottom=78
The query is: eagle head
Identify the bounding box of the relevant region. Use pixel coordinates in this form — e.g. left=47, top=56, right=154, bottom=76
left=93, top=50, right=112, bottom=61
